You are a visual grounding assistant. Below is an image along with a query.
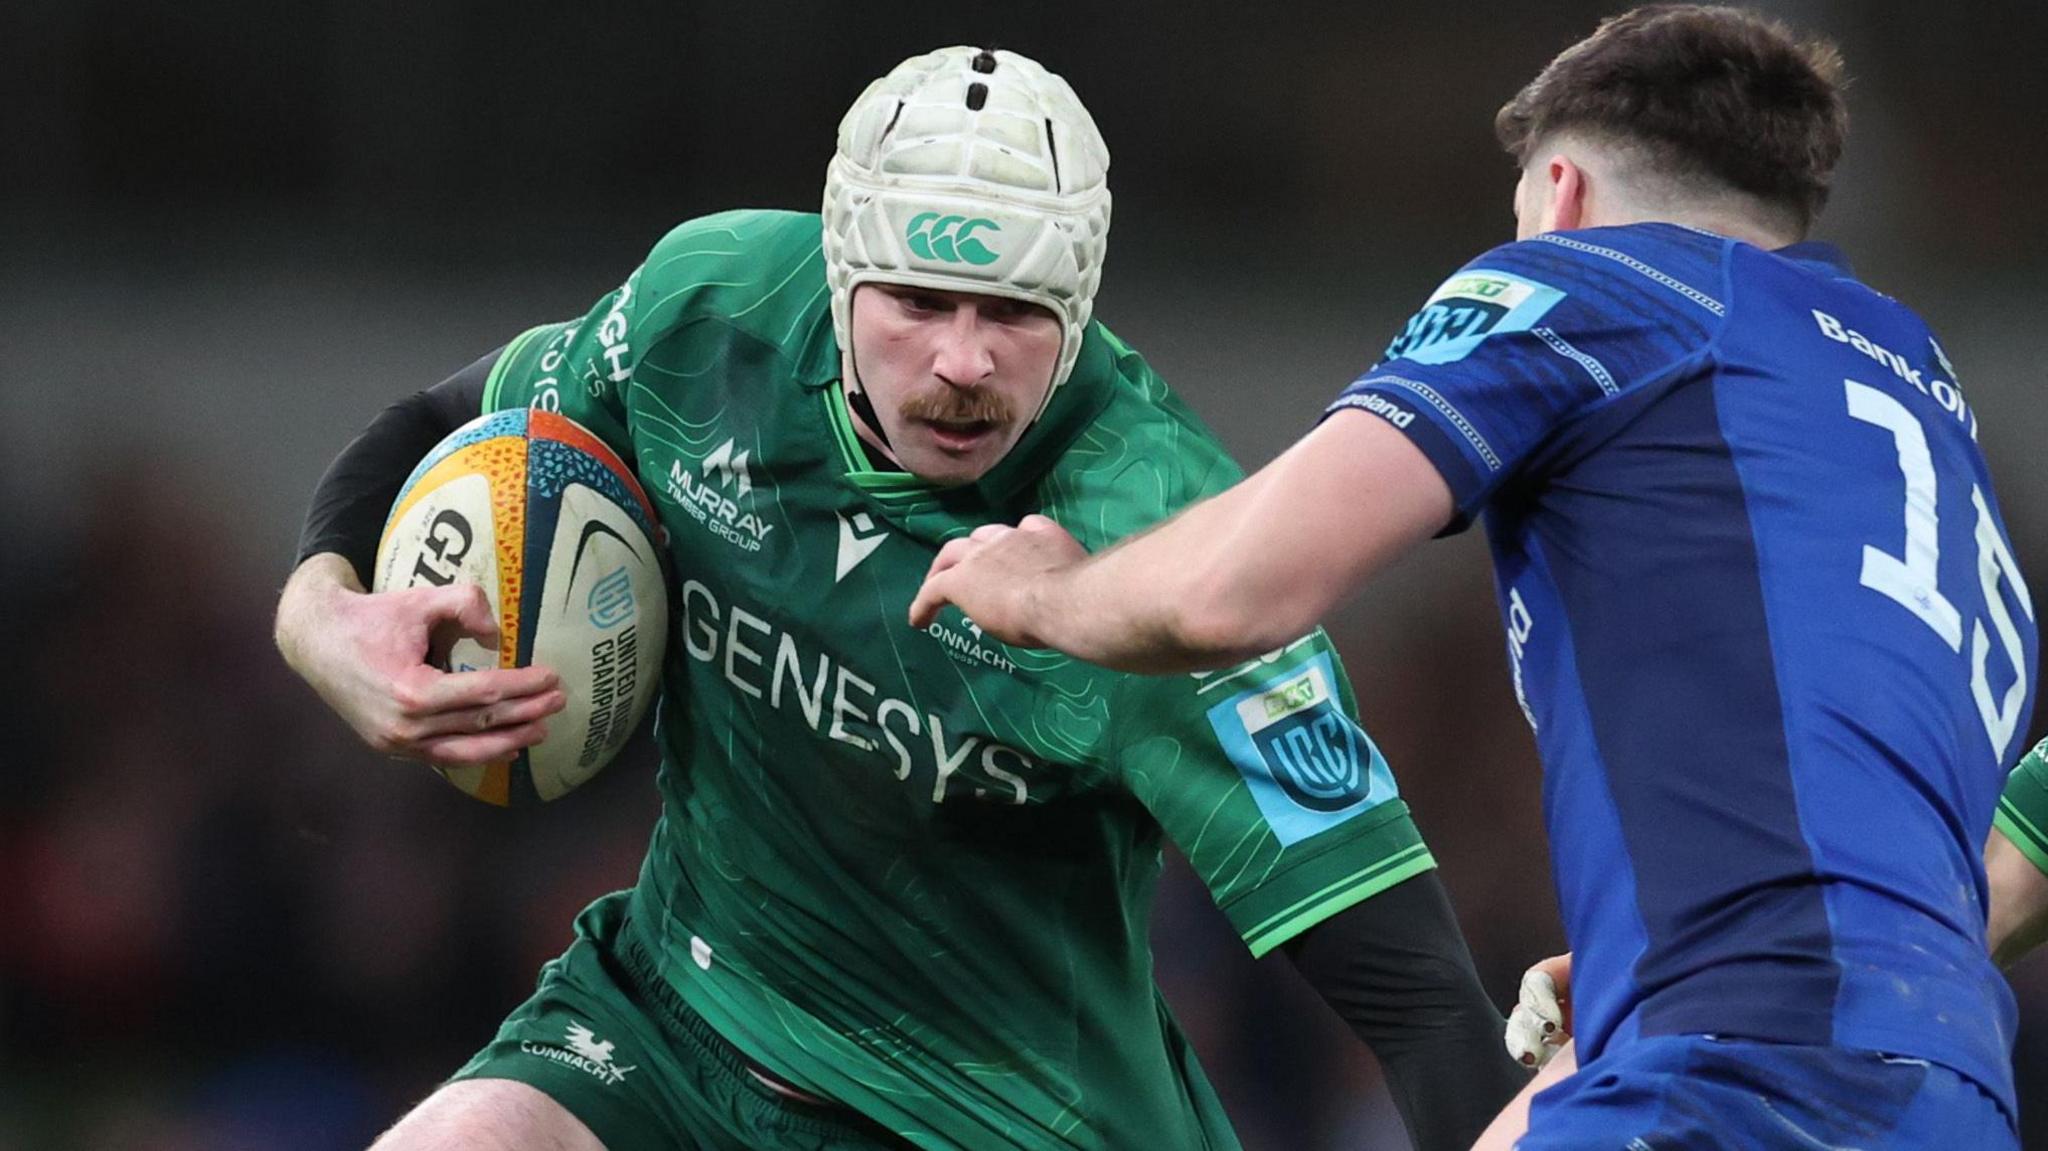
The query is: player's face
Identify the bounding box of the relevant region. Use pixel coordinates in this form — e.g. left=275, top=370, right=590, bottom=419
left=846, top=283, right=1061, bottom=486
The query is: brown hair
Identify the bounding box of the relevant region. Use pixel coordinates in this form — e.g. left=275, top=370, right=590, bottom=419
left=1495, top=5, right=1849, bottom=230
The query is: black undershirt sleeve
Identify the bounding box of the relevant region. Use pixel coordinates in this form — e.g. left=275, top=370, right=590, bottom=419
left=1281, top=869, right=1526, bottom=1151
left=294, top=347, right=500, bottom=584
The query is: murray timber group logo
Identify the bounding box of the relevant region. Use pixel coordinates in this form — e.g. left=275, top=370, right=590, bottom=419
left=664, top=437, right=774, bottom=553
left=702, top=438, right=753, bottom=498
left=521, top=1022, right=637, bottom=1086
left=906, top=213, right=1001, bottom=266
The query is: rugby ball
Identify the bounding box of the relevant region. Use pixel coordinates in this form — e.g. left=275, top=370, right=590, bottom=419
left=372, top=408, right=668, bottom=805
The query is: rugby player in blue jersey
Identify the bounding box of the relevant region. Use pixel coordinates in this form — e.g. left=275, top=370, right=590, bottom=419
left=914, top=6, right=2037, bottom=1147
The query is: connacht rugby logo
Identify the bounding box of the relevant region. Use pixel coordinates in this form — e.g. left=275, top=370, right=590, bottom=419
left=518, top=1021, right=637, bottom=1087
left=906, top=214, right=1001, bottom=266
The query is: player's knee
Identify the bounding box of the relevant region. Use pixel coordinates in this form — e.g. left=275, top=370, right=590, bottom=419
left=368, top=1078, right=606, bottom=1151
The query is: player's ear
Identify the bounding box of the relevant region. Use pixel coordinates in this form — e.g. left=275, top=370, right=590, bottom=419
left=1543, top=154, right=1588, bottom=234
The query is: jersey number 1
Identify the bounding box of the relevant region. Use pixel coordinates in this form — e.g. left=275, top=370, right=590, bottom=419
left=1848, top=379, right=2035, bottom=760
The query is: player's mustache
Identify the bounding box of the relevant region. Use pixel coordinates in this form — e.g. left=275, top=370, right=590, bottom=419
left=899, top=387, right=1015, bottom=427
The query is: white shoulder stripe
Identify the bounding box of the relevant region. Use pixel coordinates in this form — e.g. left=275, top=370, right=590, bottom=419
left=1532, top=327, right=1620, bottom=396
left=1353, top=374, right=1503, bottom=472
left=1533, top=234, right=1726, bottom=316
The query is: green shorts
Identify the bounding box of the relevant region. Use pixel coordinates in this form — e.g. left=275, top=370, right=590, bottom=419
left=449, top=891, right=907, bottom=1151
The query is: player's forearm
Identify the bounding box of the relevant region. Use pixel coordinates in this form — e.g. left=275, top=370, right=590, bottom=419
left=1038, top=487, right=1330, bottom=674
left=275, top=553, right=367, bottom=676
left=1986, top=827, right=2048, bottom=968
left=1036, top=413, right=1452, bottom=674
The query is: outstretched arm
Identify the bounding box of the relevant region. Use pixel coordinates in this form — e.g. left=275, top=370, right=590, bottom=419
left=910, top=410, right=1453, bottom=672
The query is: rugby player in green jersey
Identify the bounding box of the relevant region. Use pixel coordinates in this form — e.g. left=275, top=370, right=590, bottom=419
left=275, top=46, right=1522, bottom=1151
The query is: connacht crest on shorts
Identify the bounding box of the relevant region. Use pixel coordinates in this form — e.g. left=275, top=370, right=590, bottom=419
left=1206, top=652, right=1398, bottom=845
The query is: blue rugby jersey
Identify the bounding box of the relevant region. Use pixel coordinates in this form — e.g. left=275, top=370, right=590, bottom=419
left=1328, top=223, right=2036, bottom=1113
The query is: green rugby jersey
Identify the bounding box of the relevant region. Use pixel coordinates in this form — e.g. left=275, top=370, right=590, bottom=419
left=1996, top=737, right=2048, bottom=876
left=480, top=209, right=1435, bottom=1150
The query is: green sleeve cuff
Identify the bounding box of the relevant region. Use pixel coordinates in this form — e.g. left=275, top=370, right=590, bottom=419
left=1995, top=746, right=2048, bottom=877
left=1222, top=803, right=1437, bottom=958
left=1994, top=808, right=2048, bottom=877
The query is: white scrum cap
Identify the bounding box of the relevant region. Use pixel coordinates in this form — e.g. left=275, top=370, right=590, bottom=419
left=823, top=47, right=1112, bottom=415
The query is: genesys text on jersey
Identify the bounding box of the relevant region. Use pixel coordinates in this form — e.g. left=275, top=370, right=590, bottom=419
left=675, top=579, right=1038, bottom=805
left=1811, top=309, right=1975, bottom=440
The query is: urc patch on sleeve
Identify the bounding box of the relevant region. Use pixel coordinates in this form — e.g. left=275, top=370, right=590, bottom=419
left=1205, top=652, right=1399, bottom=846
left=1382, top=269, right=1565, bottom=365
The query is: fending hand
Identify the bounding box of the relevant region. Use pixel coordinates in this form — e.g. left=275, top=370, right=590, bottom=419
left=909, top=514, right=1087, bottom=647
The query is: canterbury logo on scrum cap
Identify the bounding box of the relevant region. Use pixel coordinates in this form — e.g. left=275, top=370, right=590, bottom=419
left=905, top=213, right=1001, bottom=265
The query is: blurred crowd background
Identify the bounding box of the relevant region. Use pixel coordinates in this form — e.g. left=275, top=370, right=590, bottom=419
left=3, top=1, right=2046, bottom=1147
